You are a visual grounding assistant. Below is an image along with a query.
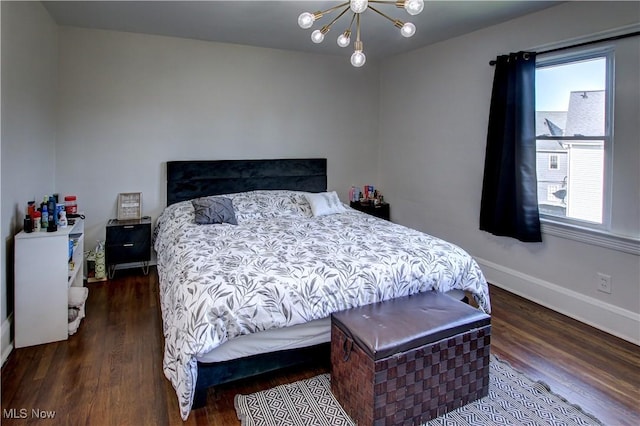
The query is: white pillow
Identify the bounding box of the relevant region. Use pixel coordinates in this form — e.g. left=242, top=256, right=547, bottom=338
left=305, top=191, right=346, bottom=217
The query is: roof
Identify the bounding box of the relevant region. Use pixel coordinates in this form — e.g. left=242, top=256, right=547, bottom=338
left=564, top=90, right=605, bottom=136
left=535, top=90, right=605, bottom=144
left=536, top=111, right=567, bottom=150
left=536, top=111, right=567, bottom=137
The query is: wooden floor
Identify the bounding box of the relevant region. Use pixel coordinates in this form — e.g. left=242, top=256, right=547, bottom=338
left=2, top=268, right=639, bottom=425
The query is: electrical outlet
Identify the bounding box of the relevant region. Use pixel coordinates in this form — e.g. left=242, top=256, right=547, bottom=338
left=597, top=273, right=612, bottom=294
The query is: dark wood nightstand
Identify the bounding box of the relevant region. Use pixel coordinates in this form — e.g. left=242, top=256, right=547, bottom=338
left=106, top=217, right=151, bottom=279
left=350, top=201, right=390, bottom=221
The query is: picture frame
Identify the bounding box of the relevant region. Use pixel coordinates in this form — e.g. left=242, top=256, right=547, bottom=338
left=117, top=192, right=142, bottom=220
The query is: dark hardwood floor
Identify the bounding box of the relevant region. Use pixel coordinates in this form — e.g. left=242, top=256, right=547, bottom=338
left=2, top=268, right=638, bottom=425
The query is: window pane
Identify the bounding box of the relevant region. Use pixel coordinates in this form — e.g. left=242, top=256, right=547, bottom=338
left=535, top=55, right=608, bottom=224
left=536, top=147, right=568, bottom=216
left=536, top=57, right=606, bottom=137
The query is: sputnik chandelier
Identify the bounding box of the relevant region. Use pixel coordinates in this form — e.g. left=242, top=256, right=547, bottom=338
left=297, top=0, right=425, bottom=67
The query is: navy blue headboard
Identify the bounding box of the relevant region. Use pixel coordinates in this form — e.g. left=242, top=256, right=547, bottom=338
left=166, top=158, right=327, bottom=205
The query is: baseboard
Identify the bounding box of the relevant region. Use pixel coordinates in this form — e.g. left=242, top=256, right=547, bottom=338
left=476, top=257, right=640, bottom=346
left=1, top=314, right=14, bottom=366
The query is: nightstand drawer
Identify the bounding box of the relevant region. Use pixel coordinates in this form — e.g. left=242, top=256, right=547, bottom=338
left=106, top=223, right=149, bottom=245
left=106, top=242, right=150, bottom=265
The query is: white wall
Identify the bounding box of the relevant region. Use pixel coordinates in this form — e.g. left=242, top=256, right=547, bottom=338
left=54, top=27, right=380, bottom=252
left=1, top=1, right=58, bottom=361
left=379, top=1, right=640, bottom=343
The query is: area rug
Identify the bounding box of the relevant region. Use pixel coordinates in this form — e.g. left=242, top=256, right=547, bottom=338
left=235, top=355, right=603, bottom=426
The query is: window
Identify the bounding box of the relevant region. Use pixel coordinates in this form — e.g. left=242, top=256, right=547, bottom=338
left=546, top=184, right=562, bottom=202
left=535, top=47, right=613, bottom=230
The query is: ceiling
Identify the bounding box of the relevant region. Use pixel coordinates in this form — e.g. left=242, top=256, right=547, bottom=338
left=42, top=1, right=562, bottom=60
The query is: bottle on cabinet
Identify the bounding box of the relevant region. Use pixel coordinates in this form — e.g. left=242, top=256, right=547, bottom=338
left=58, top=210, right=68, bottom=228
left=64, top=195, right=78, bottom=215
left=41, top=205, right=49, bottom=230
left=33, top=211, right=41, bottom=232
left=47, top=197, right=57, bottom=232
left=23, top=215, right=33, bottom=233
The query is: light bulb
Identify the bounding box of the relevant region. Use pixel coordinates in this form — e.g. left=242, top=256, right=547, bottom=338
left=337, top=33, right=351, bottom=48
left=311, top=30, right=325, bottom=44
left=404, top=0, right=424, bottom=16
left=351, top=50, right=366, bottom=67
left=350, top=0, right=368, bottom=14
left=298, top=12, right=315, bottom=29
left=401, top=22, right=416, bottom=37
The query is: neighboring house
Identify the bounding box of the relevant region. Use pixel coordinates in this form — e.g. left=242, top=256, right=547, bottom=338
left=536, top=90, right=605, bottom=222
left=536, top=111, right=568, bottom=216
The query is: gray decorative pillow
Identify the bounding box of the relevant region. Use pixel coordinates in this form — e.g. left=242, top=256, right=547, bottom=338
left=192, top=196, right=238, bottom=225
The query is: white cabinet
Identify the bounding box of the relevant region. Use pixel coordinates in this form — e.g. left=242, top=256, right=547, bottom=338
left=14, top=218, right=85, bottom=348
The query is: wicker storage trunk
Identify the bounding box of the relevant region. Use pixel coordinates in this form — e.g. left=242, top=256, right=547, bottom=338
left=331, top=291, right=491, bottom=426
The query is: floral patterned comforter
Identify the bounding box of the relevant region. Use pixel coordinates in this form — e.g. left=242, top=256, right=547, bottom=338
left=154, top=190, right=491, bottom=420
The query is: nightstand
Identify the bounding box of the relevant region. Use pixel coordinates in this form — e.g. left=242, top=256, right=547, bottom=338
left=106, top=217, right=151, bottom=279
left=350, top=201, right=390, bottom=221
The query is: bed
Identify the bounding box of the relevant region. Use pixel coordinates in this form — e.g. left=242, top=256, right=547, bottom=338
left=154, top=158, right=491, bottom=420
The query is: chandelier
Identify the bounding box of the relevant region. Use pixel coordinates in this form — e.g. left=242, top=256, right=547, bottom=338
left=297, top=0, right=425, bottom=67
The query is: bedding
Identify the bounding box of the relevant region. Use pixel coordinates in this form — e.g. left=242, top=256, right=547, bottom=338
left=154, top=190, right=491, bottom=420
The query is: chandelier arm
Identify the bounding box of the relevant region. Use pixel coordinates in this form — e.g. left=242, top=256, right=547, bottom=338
left=325, top=6, right=352, bottom=30
left=346, top=12, right=357, bottom=31
left=370, top=1, right=418, bottom=11
left=318, top=2, right=350, bottom=16
left=369, top=0, right=411, bottom=11
left=368, top=5, right=404, bottom=28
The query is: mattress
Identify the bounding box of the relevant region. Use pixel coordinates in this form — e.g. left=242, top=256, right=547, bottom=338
left=196, top=316, right=330, bottom=363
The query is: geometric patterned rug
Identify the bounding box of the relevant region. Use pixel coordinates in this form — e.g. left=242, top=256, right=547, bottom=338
left=235, top=355, right=604, bottom=426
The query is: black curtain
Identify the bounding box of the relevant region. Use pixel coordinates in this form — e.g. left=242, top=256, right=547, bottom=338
left=480, top=51, right=542, bottom=242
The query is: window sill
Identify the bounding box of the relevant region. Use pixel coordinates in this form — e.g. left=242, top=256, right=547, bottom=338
left=541, top=220, right=640, bottom=255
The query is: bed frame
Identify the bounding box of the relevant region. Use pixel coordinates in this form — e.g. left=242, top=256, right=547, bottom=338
left=165, top=158, right=331, bottom=409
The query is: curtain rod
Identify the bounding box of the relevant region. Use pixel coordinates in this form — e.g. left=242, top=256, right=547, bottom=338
left=489, top=30, right=640, bottom=65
